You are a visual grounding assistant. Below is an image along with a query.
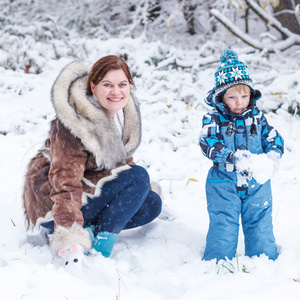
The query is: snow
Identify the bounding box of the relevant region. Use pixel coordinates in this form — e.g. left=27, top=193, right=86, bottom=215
left=234, top=150, right=275, bottom=185
left=1, top=29, right=300, bottom=300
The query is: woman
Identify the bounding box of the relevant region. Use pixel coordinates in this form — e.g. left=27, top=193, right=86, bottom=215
left=23, top=55, right=162, bottom=267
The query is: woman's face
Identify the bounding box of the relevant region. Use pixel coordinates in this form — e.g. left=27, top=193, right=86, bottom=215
left=91, top=69, right=130, bottom=117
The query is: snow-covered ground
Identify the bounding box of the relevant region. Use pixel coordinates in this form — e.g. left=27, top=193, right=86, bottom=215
left=1, top=36, right=300, bottom=299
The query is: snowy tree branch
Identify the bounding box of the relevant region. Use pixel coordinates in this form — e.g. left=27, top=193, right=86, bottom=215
left=273, top=9, right=296, bottom=16
left=211, top=3, right=300, bottom=52
left=210, top=9, right=264, bottom=50
left=245, top=0, right=296, bottom=39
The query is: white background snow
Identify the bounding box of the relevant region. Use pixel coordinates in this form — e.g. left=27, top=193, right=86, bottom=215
left=1, top=3, right=300, bottom=299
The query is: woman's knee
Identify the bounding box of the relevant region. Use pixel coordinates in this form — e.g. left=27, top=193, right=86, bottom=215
left=128, top=165, right=150, bottom=189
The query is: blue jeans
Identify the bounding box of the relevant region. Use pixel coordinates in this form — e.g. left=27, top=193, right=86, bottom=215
left=81, top=165, right=162, bottom=235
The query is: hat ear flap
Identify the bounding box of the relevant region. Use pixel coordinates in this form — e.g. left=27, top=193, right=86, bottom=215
left=204, top=88, right=215, bottom=106
left=250, top=89, right=261, bottom=102
left=216, top=91, right=225, bottom=103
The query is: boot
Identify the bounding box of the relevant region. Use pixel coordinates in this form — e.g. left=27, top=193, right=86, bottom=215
left=93, top=231, right=118, bottom=257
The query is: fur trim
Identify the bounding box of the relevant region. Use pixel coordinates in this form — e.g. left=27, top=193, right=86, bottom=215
left=81, top=164, right=131, bottom=205
left=49, top=222, right=92, bottom=257
left=35, top=211, right=53, bottom=229
left=51, top=61, right=141, bottom=169
left=123, top=92, right=142, bottom=156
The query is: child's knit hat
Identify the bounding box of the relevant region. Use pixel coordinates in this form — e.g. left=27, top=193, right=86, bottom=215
left=204, top=49, right=262, bottom=137
left=214, top=49, right=253, bottom=101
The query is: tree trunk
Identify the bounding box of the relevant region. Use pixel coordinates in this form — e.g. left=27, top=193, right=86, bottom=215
left=179, top=0, right=197, bottom=35
left=273, top=0, right=300, bottom=38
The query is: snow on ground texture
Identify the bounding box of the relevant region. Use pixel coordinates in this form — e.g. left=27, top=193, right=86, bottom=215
left=1, top=37, right=300, bottom=300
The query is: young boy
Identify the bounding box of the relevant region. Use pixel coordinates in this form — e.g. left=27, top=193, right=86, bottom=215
left=199, top=49, right=284, bottom=261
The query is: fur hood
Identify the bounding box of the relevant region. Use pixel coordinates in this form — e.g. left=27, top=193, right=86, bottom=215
left=51, top=60, right=141, bottom=169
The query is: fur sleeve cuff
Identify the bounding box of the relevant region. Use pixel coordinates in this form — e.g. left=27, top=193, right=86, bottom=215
left=49, top=222, right=92, bottom=257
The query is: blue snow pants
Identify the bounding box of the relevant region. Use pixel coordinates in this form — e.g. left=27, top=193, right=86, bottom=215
left=81, top=165, right=162, bottom=235
left=203, top=167, right=278, bottom=261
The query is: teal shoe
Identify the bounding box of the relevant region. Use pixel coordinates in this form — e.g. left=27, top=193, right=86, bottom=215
left=93, top=232, right=118, bottom=257
left=84, top=225, right=96, bottom=242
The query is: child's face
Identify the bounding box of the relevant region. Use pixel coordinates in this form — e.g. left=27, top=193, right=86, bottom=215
left=223, top=85, right=251, bottom=115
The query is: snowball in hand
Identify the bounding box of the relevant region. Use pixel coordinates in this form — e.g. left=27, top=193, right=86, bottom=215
left=234, top=150, right=274, bottom=184
left=234, top=150, right=252, bottom=176
left=249, top=153, right=274, bottom=184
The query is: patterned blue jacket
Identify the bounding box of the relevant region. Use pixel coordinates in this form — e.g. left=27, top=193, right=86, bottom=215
left=199, top=89, right=284, bottom=174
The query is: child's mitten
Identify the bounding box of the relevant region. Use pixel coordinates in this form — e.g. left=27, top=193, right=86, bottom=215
left=266, top=150, right=281, bottom=175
